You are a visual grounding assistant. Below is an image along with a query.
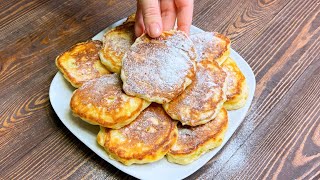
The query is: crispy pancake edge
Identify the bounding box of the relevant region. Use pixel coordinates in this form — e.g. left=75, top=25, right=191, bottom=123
left=96, top=105, right=178, bottom=165
left=166, top=108, right=228, bottom=165
left=56, top=40, right=109, bottom=88
left=99, top=22, right=135, bottom=74
left=70, top=75, right=151, bottom=129
left=222, top=58, right=249, bottom=110
left=163, top=60, right=228, bottom=126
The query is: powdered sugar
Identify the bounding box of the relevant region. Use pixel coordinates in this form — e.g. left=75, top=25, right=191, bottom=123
left=163, top=60, right=227, bottom=125
left=121, top=31, right=196, bottom=103
left=190, top=32, right=230, bottom=62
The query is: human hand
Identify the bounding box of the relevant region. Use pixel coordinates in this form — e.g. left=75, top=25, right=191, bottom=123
left=135, top=0, right=194, bottom=38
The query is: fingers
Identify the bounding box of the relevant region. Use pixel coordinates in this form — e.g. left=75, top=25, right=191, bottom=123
left=135, top=2, right=145, bottom=37
left=175, top=0, right=193, bottom=35
left=160, top=0, right=176, bottom=31
left=139, top=0, right=162, bottom=38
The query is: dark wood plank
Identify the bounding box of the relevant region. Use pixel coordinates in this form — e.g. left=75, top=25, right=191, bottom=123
left=0, top=0, right=135, bottom=174
left=0, top=0, right=319, bottom=179
left=193, top=0, right=291, bottom=50
left=215, top=56, right=320, bottom=179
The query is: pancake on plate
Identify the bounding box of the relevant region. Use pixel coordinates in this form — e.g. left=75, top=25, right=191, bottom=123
left=56, top=40, right=110, bottom=88
left=97, top=104, right=178, bottom=165
left=221, top=57, right=249, bottom=110
left=121, top=30, right=197, bottom=104
left=190, top=32, right=230, bottom=65
left=166, top=108, right=228, bottom=165
left=163, top=59, right=227, bottom=126
left=99, top=21, right=135, bottom=74
left=70, top=74, right=150, bottom=129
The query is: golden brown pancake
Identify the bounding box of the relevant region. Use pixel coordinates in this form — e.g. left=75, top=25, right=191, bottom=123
left=221, top=58, right=249, bottom=110
left=70, top=74, right=150, bottom=129
left=190, top=32, right=230, bottom=65
left=163, top=59, right=227, bottom=126
left=166, top=108, right=228, bottom=165
left=121, top=30, right=197, bottom=104
left=99, top=22, right=135, bottom=74
left=56, top=40, right=110, bottom=88
left=97, top=104, right=178, bottom=165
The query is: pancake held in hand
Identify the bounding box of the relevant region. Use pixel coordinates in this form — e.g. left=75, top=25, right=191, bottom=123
left=221, top=58, right=249, bottom=110
left=121, top=30, right=197, bottom=104
left=190, top=32, right=230, bottom=65
left=167, top=108, right=228, bottom=165
left=56, top=40, right=110, bottom=88
left=99, top=22, right=135, bottom=74
left=70, top=74, right=150, bottom=129
left=97, top=104, right=178, bottom=165
left=163, top=59, right=227, bottom=126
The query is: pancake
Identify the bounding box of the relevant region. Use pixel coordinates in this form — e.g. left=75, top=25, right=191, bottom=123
left=56, top=40, right=110, bottom=88
left=166, top=108, right=228, bottom=165
left=121, top=30, right=197, bottom=104
left=97, top=104, right=178, bottom=165
left=221, top=58, right=249, bottom=110
left=190, top=32, right=230, bottom=65
left=70, top=74, right=150, bottom=129
left=99, top=22, right=135, bottom=74
left=163, top=59, right=227, bottom=126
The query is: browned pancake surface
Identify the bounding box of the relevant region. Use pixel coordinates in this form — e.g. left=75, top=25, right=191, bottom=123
left=70, top=74, right=150, bottom=129
left=169, top=108, right=228, bottom=156
left=163, top=59, right=227, bottom=126
left=100, top=22, right=135, bottom=73
left=56, top=40, right=110, bottom=87
left=190, top=32, right=230, bottom=65
left=98, top=104, right=177, bottom=165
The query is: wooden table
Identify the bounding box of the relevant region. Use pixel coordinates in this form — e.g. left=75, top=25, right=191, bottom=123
left=1, top=0, right=319, bottom=179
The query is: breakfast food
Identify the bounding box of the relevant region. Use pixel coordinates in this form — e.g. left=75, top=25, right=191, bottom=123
left=70, top=74, right=150, bottom=129
left=166, top=108, right=228, bottom=165
left=222, top=58, right=249, bottom=110
left=99, top=22, right=135, bottom=73
left=121, top=30, right=196, bottom=104
left=97, top=104, right=178, bottom=165
left=190, top=32, right=230, bottom=65
left=163, top=59, right=227, bottom=126
left=55, top=15, right=251, bottom=166
left=56, top=40, right=110, bottom=88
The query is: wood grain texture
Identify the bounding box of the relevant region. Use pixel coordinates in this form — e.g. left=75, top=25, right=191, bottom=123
left=0, top=0, right=319, bottom=179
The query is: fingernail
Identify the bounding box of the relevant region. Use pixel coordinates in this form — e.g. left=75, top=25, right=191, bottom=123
left=147, top=22, right=161, bottom=38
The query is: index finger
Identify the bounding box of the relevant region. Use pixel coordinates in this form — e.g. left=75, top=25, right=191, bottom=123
left=175, top=0, right=193, bottom=35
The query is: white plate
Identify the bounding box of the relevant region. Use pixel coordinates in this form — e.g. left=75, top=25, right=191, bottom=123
left=49, top=18, right=256, bottom=180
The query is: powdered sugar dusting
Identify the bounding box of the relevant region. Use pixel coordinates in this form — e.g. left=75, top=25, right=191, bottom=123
left=77, top=74, right=123, bottom=107
left=170, top=108, right=228, bottom=154
left=190, top=32, right=229, bottom=62
left=120, top=104, right=174, bottom=145
left=121, top=31, right=196, bottom=103
left=164, top=60, right=227, bottom=124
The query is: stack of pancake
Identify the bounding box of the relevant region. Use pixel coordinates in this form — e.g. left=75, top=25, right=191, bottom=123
left=55, top=15, right=248, bottom=166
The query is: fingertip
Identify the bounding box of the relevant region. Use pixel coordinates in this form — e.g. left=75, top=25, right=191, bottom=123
left=146, top=22, right=162, bottom=38
left=135, top=24, right=144, bottom=37
left=178, top=25, right=190, bottom=35
left=135, top=6, right=145, bottom=37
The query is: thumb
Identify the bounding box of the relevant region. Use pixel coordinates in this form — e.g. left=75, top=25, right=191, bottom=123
left=139, top=0, right=163, bottom=38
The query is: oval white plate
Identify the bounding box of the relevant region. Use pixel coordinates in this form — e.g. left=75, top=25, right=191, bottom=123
left=49, top=18, right=256, bottom=180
